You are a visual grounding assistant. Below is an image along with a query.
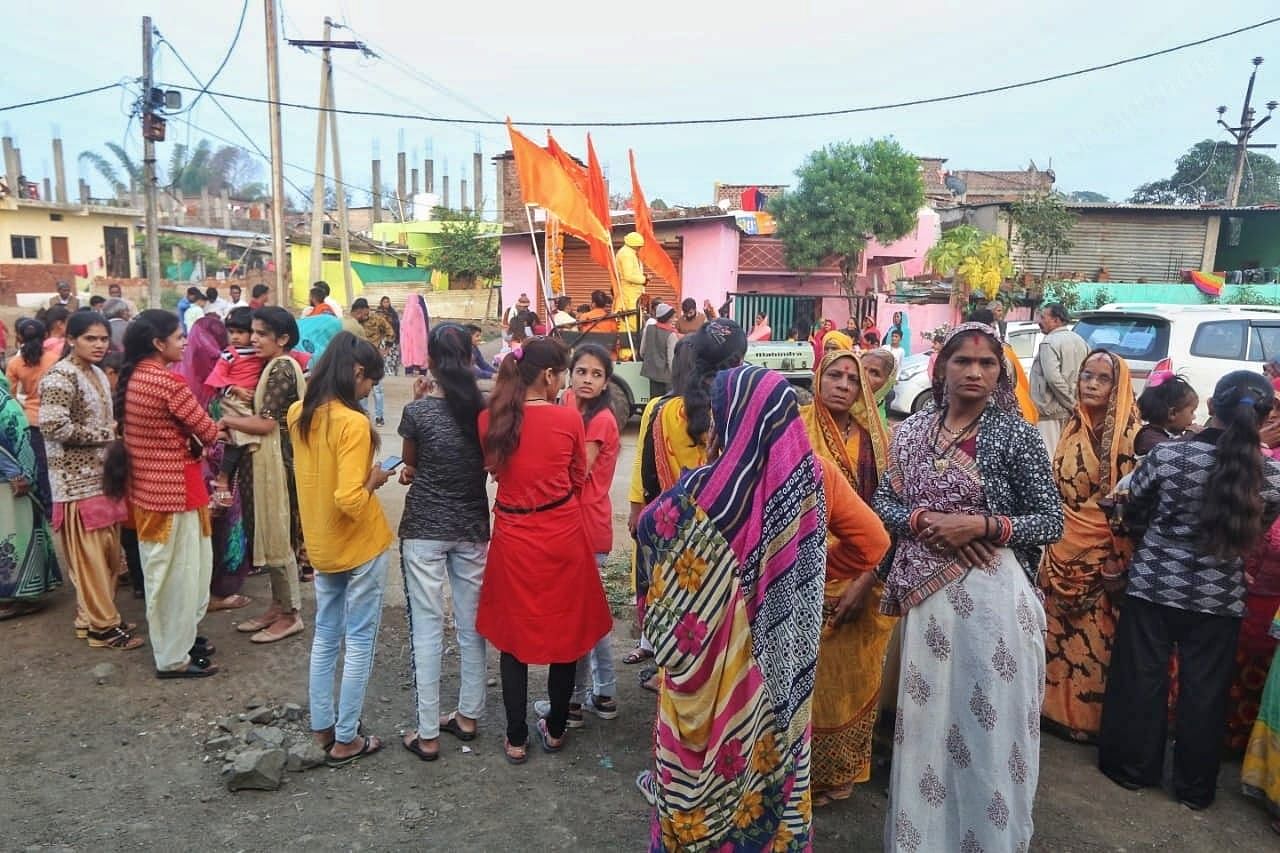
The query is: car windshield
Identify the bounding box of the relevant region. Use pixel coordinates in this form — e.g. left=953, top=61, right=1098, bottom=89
left=1073, top=315, right=1170, bottom=362
left=1007, top=330, right=1038, bottom=360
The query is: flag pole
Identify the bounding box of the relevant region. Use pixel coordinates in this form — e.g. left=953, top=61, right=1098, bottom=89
left=523, top=204, right=548, bottom=317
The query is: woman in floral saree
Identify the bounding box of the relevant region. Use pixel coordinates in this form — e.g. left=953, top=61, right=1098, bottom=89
left=1040, top=349, right=1140, bottom=742
left=873, top=322, right=1062, bottom=853
left=798, top=348, right=896, bottom=804
left=636, top=366, right=827, bottom=852
left=0, top=376, right=59, bottom=619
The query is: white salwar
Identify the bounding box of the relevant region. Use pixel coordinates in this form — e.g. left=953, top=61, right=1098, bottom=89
left=140, top=510, right=213, bottom=671
left=885, top=549, right=1046, bottom=853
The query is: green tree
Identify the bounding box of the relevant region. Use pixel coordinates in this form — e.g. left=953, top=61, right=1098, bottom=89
left=925, top=225, right=1013, bottom=303
left=1066, top=190, right=1109, bottom=203
left=1010, top=191, right=1077, bottom=281
left=1130, top=139, right=1280, bottom=205
left=78, top=143, right=142, bottom=201
left=770, top=138, right=924, bottom=312
left=167, top=141, right=262, bottom=196
left=432, top=211, right=499, bottom=288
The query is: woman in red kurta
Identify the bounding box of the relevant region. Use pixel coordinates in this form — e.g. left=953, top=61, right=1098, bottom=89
left=476, top=336, right=611, bottom=764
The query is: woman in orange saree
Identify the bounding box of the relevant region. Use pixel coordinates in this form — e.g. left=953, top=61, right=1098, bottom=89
left=1040, top=349, right=1140, bottom=741
left=798, top=348, right=896, bottom=804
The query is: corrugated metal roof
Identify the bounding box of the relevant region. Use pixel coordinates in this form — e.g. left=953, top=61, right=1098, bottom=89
left=1065, top=202, right=1280, bottom=213
left=1016, top=209, right=1209, bottom=282
left=159, top=224, right=269, bottom=240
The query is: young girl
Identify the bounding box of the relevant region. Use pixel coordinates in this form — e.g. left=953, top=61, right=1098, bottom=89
left=476, top=337, right=611, bottom=763
left=398, top=324, right=490, bottom=760
left=288, top=332, right=394, bottom=766
left=39, top=312, right=137, bottom=649
left=1134, top=372, right=1199, bottom=455
left=1101, top=371, right=1280, bottom=809
left=115, top=310, right=221, bottom=677
left=535, top=345, right=620, bottom=726
left=6, top=318, right=60, bottom=515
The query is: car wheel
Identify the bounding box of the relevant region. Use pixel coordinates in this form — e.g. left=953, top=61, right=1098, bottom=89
left=911, top=390, right=932, bottom=413
left=609, top=382, right=632, bottom=432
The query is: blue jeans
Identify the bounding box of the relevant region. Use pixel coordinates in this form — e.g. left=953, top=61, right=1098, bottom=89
left=361, top=383, right=385, bottom=421
left=401, top=539, right=488, bottom=738
left=573, top=554, right=617, bottom=703
left=309, top=551, right=389, bottom=743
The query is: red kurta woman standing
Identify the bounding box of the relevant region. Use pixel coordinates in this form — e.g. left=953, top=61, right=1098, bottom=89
left=476, top=336, right=611, bottom=764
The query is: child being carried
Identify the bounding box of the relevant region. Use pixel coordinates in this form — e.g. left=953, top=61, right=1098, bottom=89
left=205, top=307, right=265, bottom=507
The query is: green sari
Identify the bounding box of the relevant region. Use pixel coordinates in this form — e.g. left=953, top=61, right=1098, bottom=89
left=0, top=377, right=60, bottom=606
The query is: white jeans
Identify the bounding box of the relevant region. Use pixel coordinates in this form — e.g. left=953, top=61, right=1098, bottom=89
left=574, top=553, right=618, bottom=703
left=401, top=539, right=488, bottom=738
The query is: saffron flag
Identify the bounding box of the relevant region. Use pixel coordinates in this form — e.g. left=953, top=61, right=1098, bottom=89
left=1190, top=269, right=1224, bottom=298
left=508, top=121, right=615, bottom=295
left=628, top=149, right=681, bottom=297
left=585, top=135, right=619, bottom=296
left=547, top=133, right=588, bottom=194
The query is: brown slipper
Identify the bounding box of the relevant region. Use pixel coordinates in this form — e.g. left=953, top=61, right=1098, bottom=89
left=250, top=617, right=305, bottom=644
left=402, top=734, right=440, bottom=762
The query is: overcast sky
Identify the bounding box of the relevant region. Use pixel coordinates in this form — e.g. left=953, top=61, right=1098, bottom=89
left=4, top=0, right=1279, bottom=212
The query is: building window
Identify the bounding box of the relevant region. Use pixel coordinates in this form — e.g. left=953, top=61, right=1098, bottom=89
left=10, top=235, right=38, bottom=259
left=49, top=213, right=63, bottom=222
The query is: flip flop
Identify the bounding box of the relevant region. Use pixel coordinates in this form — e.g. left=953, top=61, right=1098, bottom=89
left=156, top=660, right=219, bottom=679
left=209, top=594, right=252, bottom=612
left=402, top=735, right=439, bottom=762
left=439, top=713, right=477, bottom=742
left=622, top=645, right=654, bottom=665
left=503, top=737, right=528, bottom=765
left=326, top=734, right=382, bottom=768
left=536, top=718, right=565, bottom=754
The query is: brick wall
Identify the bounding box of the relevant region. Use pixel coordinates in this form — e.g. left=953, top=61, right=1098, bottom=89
left=0, top=264, right=79, bottom=304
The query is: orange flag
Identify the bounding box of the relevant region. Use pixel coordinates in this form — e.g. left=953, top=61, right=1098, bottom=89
left=584, top=135, right=617, bottom=285
left=547, top=133, right=589, bottom=194
left=628, top=150, right=681, bottom=297
left=508, top=121, right=616, bottom=292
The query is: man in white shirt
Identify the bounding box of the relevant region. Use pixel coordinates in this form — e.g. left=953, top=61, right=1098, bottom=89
left=182, top=287, right=208, bottom=331
left=228, top=283, right=249, bottom=309
left=888, top=328, right=907, bottom=373
left=205, top=286, right=232, bottom=319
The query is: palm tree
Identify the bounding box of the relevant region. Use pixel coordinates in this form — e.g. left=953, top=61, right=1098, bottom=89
left=78, top=143, right=143, bottom=201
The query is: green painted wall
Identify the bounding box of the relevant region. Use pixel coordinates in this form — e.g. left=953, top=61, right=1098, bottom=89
left=1041, top=280, right=1280, bottom=308
left=1215, top=214, right=1280, bottom=271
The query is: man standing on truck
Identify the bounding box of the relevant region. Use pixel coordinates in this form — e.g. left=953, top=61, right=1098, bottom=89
left=615, top=232, right=648, bottom=331
left=1030, top=302, right=1089, bottom=457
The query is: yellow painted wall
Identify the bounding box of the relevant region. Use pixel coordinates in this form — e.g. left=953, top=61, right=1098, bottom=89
left=288, top=244, right=389, bottom=306
left=0, top=202, right=137, bottom=277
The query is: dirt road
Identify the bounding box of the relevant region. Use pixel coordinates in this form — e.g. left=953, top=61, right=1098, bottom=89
left=3, top=374, right=1275, bottom=851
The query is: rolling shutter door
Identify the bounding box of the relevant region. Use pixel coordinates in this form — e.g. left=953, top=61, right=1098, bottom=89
left=560, top=239, right=682, bottom=311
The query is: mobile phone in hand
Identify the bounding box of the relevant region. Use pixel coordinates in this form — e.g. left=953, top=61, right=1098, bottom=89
left=380, top=455, right=403, bottom=472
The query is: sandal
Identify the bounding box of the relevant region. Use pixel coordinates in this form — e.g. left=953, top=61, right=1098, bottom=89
left=88, top=626, right=145, bottom=650
left=156, top=659, right=219, bottom=679
left=250, top=617, right=305, bottom=644
left=439, top=713, right=477, bottom=742
left=326, top=734, right=382, bottom=768
left=636, top=770, right=657, bottom=806
left=503, top=737, right=528, bottom=765
left=211, top=487, right=234, bottom=509
left=299, top=564, right=315, bottom=583
left=536, top=718, right=565, bottom=754
left=209, top=594, right=252, bottom=611
left=402, top=734, right=440, bottom=762
left=622, top=645, right=655, bottom=665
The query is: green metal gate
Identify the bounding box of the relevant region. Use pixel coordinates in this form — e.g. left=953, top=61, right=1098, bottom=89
left=731, top=295, right=817, bottom=341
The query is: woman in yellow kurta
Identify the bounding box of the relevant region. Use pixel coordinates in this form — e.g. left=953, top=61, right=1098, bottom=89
left=798, top=348, right=897, bottom=805
left=1243, top=603, right=1280, bottom=834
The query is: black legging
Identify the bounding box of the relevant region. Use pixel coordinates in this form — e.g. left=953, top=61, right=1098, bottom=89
left=500, top=652, right=575, bottom=745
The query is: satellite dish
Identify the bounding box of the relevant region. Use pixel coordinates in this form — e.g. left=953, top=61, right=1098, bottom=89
left=944, top=174, right=967, bottom=197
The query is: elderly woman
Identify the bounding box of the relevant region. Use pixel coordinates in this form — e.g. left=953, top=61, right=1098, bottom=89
left=873, top=322, right=1062, bottom=852
left=799, top=347, right=896, bottom=805
left=1040, top=350, right=1140, bottom=743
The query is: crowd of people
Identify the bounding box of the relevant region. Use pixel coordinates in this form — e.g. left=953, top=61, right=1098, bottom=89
left=9, top=283, right=1280, bottom=849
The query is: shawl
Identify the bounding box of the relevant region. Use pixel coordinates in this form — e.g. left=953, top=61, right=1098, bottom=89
left=251, top=355, right=305, bottom=568
left=1042, top=349, right=1140, bottom=607
left=799, top=349, right=888, bottom=503
left=820, top=330, right=854, bottom=353
left=176, top=315, right=228, bottom=410
left=637, top=366, right=825, bottom=851
left=0, top=380, right=37, bottom=485
left=857, top=348, right=898, bottom=429
left=296, top=314, right=342, bottom=364
left=1006, top=342, right=1040, bottom=424
left=930, top=322, right=1018, bottom=413
left=400, top=292, right=428, bottom=370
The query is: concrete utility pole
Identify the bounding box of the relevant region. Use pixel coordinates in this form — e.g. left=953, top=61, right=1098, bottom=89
left=1218, top=57, right=1277, bottom=206
left=141, top=16, right=162, bottom=308
left=263, top=0, right=289, bottom=306
left=289, top=17, right=365, bottom=301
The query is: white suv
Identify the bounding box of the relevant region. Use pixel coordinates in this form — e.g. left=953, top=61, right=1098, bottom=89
left=890, top=321, right=1047, bottom=416
left=1074, top=303, right=1280, bottom=417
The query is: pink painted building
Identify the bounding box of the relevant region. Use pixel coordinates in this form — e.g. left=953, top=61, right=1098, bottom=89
left=498, top=207, right=946, bottom=344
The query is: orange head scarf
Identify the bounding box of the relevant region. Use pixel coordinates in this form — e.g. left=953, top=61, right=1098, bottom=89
left=799, top=349, right=889, bottom=502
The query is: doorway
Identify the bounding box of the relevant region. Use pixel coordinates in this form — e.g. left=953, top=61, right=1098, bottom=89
left=103, top=227, right=130, bottom=278
left=50, top=236, right=69, bottom=265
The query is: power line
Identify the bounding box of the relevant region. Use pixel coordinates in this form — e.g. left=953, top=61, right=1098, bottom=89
left=171, top=16, right=1280, bottom=127
left=0, top=82, right=124, bottom=113
left=155, top=0, right=249, bottom=116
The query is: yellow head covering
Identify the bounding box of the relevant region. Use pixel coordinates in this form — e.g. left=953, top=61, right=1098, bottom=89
left=820, top=330, right=855, bottom=353
left=624, top=232, right=644, bottom=248
left=799, top=349, right=890, bottom=500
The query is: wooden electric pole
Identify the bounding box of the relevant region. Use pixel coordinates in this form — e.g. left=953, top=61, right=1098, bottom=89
left=141, top=17, right=162, bottom=308
left=263, top=0, right=289, bottom=306
left=1218, top=57, right=1277, bottom=206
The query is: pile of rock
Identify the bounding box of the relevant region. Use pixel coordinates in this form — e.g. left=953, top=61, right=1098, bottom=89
left=207, top=698, right=327, bottom=791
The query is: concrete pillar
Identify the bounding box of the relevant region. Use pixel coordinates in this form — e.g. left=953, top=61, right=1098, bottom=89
left=442, top=174, right=449, bottom=210
left=2, top=137, right=16, bottom=195
left=371, top=159, right=382, bottom=223
left=460, top=179, right=468, bottom=213
left=220, top=188, right=231, bottom=229
left=397, top=152, right=407, bottom=214
left=411, top=167, right=419, bottom=196
left=52, top=138, right=68, bottom=203
left=78, top=178, right=90, bottom=205
left=200, top=187, right=211, bottom=225
left=425, top=159, right=434, bottom=193
left=473, top=151, right=483, bottom=216
left=42, top=177, right=52, bottom=202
